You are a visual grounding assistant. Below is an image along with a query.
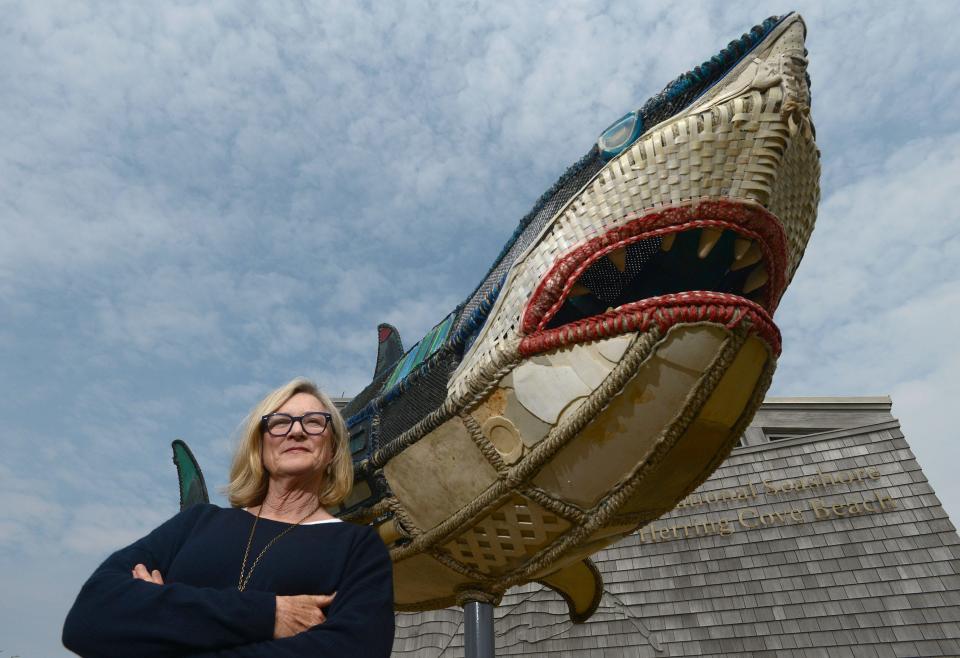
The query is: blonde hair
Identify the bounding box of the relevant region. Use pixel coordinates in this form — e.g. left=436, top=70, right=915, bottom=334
left=226, top=377, right=353, bottom=509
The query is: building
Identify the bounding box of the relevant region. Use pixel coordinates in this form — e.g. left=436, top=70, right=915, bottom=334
left=389, top=396, right=960, bottom=656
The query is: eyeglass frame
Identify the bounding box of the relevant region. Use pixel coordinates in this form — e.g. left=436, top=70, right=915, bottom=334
left=260, top=412, right=333, bottom=437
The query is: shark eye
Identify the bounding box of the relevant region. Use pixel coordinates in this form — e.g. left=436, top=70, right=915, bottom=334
left=597, top=111, right=643, bottom=161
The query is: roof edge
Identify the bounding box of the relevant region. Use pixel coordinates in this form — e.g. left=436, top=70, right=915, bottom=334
left=761, top=395, right=892, bottom=409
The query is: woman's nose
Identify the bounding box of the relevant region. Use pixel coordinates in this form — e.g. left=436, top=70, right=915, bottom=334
left=288, top=419, right=307, bottom=438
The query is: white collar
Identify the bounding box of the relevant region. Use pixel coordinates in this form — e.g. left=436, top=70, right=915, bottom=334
left=301, top=518, right=343, bottom=525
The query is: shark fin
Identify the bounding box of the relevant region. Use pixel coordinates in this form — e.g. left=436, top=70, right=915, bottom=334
left=375, top=323, right=404, bottom=377
left=172, top=439, right=210, bottom=511
left=537, top=557, right=604, bottom=623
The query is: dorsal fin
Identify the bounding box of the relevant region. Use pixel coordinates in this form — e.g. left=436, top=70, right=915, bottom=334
left=375, top=323, right=404, bottom=377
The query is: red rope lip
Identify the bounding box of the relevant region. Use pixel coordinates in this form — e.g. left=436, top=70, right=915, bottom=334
left=521, top=199, right=788, bottom=336
left=518, top=291, right=782, bottom=358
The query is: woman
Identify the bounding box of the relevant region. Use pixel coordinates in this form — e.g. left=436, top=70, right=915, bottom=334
left=62, top=378, right=395, bottom=657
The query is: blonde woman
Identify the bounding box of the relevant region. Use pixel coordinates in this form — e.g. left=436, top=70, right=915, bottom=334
left=63, top=378, right=395, bottom=657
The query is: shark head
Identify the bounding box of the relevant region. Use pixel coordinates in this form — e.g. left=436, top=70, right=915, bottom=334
left=451, top=13, right=815, bottom=394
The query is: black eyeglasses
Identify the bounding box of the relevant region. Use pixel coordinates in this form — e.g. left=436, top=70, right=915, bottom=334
left=260, top=412, right=333, bottom=437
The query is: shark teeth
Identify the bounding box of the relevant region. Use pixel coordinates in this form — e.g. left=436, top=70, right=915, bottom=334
left=730, top=241, right=762, bottom=271
left=744, top=265, right=769, bottom=293
left=698, top=228, right=723, bottom=258
left=733, top=237, right=752, bottom=259
left=545, top=226, right=772, bottom=331
left=608, top=247, right=628, bottom=272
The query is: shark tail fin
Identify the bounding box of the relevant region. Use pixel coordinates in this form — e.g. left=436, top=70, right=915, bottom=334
left=375, top=323, right=404, bottom=377
left=172, top=439, right=210, bottom=511
left=537, top=557, right=605, bottom=623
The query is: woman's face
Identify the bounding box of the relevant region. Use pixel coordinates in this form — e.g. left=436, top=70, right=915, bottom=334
left=261, top=392, right=334, bottom=481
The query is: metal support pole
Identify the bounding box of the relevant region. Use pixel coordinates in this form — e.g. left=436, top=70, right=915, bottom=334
left=463, top=600, right=495, bottom=658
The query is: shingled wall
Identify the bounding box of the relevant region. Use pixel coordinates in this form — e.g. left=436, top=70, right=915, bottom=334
left=391, top=398, right=960, bottom=657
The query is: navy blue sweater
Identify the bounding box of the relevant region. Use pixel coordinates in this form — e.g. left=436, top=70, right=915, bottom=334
left=62, top=504, right=395, bottom=657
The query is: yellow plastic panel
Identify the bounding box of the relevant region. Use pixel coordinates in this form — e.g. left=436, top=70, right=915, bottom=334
left=513, top=362, right=592, bottom=424
left=384, top=417, right=498, bottom=531
left=619, top=335, right=769, bottom=514
left=697, top=335, right=769, bottom=427
left=472, top=385, right=552, bottom=449
left=376, top=518, right=401, bottom=546
left=340, top=479, right=372, bottom=510
left=502, top=387, right=552, bottom=448
left=392, top=553, right=472, bottom=606
left=533, top=325, right=729, bottom=508
left=470, top=387, right=509, bottom=425
left=512, top=337, right=629, bottom=424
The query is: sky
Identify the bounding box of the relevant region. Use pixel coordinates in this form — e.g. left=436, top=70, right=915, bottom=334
left=2, top=1, right=959, bottom=655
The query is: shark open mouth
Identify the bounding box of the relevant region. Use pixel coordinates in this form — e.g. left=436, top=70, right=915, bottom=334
left=520, top=200, right=787, bottom=357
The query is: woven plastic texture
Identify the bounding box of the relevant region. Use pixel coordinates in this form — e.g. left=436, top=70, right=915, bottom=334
left=453, top=149, right=605, bottom=337
left=342, top=367, right=395, bottom=420
left=640, top=16, right=786, bottom=132
left=378, top=349, right=460, bottom=444
left=577, top=237, right=662, bottom=305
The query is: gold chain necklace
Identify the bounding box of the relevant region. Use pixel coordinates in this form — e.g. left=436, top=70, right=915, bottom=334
left=238, top=503, right=320, bottom=592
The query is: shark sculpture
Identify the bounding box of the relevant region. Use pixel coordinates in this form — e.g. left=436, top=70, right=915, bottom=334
left=174, top=12, right=819, bottom=623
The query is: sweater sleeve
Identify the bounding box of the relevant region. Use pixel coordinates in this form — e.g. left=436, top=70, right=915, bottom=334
left=62, top=505, right=276, bottom=658
left=191, top=526, right=395, bottom=658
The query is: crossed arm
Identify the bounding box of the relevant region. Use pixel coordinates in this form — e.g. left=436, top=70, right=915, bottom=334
left=62, top=506, right=394, bottom=658
left=183, top=531, right=395, bottom=658
left=130, top=564, right=335, bottom=638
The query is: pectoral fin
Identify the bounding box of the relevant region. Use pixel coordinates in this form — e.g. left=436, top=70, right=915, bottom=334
left=537, top=557, right=604, bottom=623
left=172, top=439, right=210, bottom=510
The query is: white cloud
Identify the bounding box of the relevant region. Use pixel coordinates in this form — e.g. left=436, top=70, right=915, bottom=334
left=61, top=502, right=172, bottom=556
left=2, top=2, right=960, bottom=655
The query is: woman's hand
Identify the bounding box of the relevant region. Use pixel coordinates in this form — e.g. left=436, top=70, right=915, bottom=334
left=274, top=593, right=336, bottom=639
left=131, top=563, right=165, bottom=584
